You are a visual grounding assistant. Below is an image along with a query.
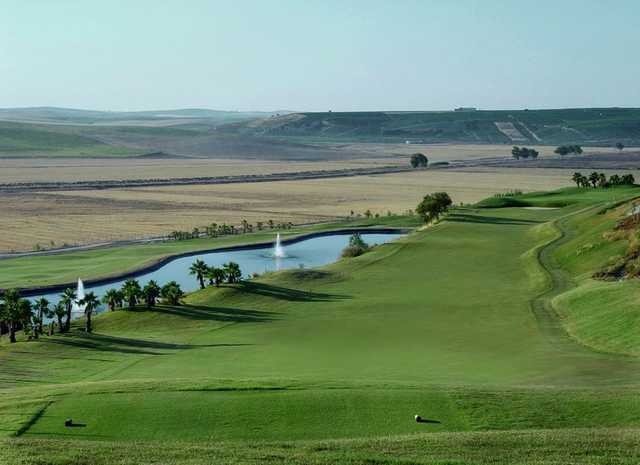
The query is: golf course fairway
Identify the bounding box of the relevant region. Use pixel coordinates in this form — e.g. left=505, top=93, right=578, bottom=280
left=1, top=186, right=639, bottom=465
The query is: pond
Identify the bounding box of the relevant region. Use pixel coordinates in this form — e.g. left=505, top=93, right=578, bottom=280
left=31, top=231, right=405, bottom=317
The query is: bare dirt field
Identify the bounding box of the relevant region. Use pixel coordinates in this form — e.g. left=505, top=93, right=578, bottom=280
left=5, top=166, right=638, bottom=252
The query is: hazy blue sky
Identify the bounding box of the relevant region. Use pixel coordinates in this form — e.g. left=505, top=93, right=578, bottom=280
left=2, top=0, right=639, bottom=111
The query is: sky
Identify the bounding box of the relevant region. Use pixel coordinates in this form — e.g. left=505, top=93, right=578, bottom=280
left=1, top=0, right=639, bottom=112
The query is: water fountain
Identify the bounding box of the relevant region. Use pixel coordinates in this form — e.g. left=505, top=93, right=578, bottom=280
left=273, top=233, right=286, bottom=258
left=71, top=278, right=86, bottom=313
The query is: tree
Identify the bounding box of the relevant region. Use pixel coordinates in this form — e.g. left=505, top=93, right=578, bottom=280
left=416, top=192, right=453, bottom=223
left=555, top=145, right=582, bottom=156
left=18, top=299, right=33, bottom=339
left=609, top=174, right=621, bottom=186
left=102, top=289, right=123, bottom=311
left=122, top=279, right=141, bottom=308
left=616, top=142, right=625, bottom=152
left=207, top=266, right=226, bottom=287
left=410, top=153, right=428, bottom=168
left=224, top=262, right=242, bottom=284
left=572, top=172, right=584, bottom=187
left=60, top=288, right=77, bottom=333
left=622, top=173, right=635, bottom=185
left=555, top=145, right=570, bottom=156
left=141, top=280, right=161, bottom=308
left=341, top=233, right=370, bottom=257
left=53, top=302, right=66, bottom=334
left=161, top=281, right=184, bottom=305
left=1, top=289, right=22, bottom=343
left=588, top=172, right=600, bottom=188
left=511, top=146, right=521, bottom=160
left=597, top=172, right=608, bottom=188
left=80, top=292, right=100, bottom=333
left=189, top=259, right=209, bottom=289
left=34, top=297, right=49, bottom=336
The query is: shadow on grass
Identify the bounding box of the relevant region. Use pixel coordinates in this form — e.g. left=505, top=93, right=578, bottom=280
left=447, top=213, right=542, bottom=226
left=235, top=282, right=350, bottom=302
left=44, top=330, right=253, bottom=355
left=416, top=418, right=441, bottom=424
left=155, top=304, right=278, bottom=323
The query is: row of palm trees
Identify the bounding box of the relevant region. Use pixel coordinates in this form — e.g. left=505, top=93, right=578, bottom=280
left=189, top=260, right=242, bottom=289
left=0, top=259, right=242, bottom=344
left=0, top=288, right=100, bottom=343
left=169, top=220, right=294, bottom=242
left=101, top=279, right=184, bottom=311
left=0, top=279, right=186, bottom=343
left=571, top=172, right=635, bottom=188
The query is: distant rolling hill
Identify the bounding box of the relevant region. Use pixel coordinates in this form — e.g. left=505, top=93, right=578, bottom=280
left=223, top=108, right=640, bottom=146
left=2, top=106, right=640, bottom=158
left=0, top=107, right=284, bottom=158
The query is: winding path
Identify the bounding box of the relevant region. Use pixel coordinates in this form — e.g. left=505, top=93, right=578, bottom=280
left=529, top=204, right=640, bottom=380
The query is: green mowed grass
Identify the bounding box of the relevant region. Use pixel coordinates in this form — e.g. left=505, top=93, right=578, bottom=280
left=1, top=189, right=640, bottom=462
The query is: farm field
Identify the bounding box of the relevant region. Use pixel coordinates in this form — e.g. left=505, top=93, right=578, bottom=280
left=3, top=166, right=640, bottom=252
left=0, top=157, right=404, bottom=184
left=1, top=187, right=639, bottom=465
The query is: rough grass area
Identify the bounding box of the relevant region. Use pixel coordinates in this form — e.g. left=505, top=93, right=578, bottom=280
left=2, top=428, right=640, bottom=465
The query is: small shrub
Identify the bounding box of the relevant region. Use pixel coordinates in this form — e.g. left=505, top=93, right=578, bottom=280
left=341, top=233, right=370, bottom=258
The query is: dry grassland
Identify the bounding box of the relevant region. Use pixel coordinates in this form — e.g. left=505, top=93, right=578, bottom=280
left=0, top=157, right=403, bottom=184
left=5, top=166, right=638, bottom=252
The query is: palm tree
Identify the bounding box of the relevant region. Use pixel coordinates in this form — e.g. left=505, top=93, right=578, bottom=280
left=60, top=288, right=77, bottom=333
left=142, top=280, right=161, bottom=308
left=102, top=289, right=121, bottom=311
left=207, top=266, right=226, bottom=287
left=224, top=262, right=242, bottom=284
left=34, top=297, right=49, bottom=335
left=189, top=259, right=209, bottom=289
left=18, top=299, right=34, bottom=339
left=122, top=279, right=141, bottom=308
left=53, top=303, right=66, bottom=334
left=80, top=292, right=100, bottom=333
left=597, top=172, right=607, bottom=188
left=161, top=281, right=184, bottom=305
left=2, top=289, right=21, bottom=343
left=588, top=172, right=600, bottom=188
left=572, top=172, right=584, bottom=187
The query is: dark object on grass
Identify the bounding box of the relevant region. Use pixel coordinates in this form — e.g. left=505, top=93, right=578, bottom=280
left=65, top=418, right=73, bottom=427
left=414, top=414, right=422, bottom=422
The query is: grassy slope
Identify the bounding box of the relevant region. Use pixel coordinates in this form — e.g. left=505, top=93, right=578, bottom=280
left=479, top=186, right=640, bottom=356
left=0, top=216, right=419, bottom=289
left=1, top=188, right=639, bottom=463
left=0, top=121, right=142, bottom=157
left=548, top=191, right=640, bottom=355
left=233, top=108, right=640, bottom=144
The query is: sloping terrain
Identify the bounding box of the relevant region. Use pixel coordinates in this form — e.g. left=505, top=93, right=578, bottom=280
left=227, top=108, right=640, bottom=145
left=0, top=187, right=639, bottom=464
